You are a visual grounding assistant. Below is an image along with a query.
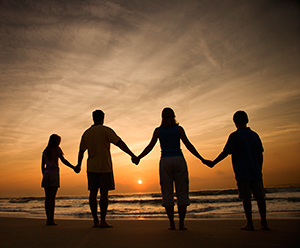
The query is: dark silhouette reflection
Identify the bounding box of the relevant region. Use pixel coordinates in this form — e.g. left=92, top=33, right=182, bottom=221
left=75, top=110, right=137, bottom=228
left=41, top=134, right=75, bottom=225
left=205, top=111, right=270, bottom=231
left=132, top=107, right=210, bottom=230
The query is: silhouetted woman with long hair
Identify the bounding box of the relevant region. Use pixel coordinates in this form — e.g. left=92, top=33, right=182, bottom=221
left=134, top=108, right=209, bottom=230
left=41, top=134, right=75, bottom=225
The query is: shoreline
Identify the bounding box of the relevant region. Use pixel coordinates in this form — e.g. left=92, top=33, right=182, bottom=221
left=1, top=217, right=299, bottom=248
left=1, top=210, right=300, bottom=221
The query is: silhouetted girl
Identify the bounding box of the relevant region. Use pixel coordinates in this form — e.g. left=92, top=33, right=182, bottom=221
left=135, top=108, right=209, bottom=230
left=41, top=134, right=75, bottom=225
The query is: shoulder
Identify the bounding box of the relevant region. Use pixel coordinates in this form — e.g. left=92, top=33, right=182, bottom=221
left=248, top=127, right=259, bottom=135
left=82, top=126, right=93, bottom=136
left=177, top=125, right=184, bottom=131
left=240, top=127, right=261, bottom=138
left=102, top=126, right=121, bottom=142
left=103, top=125, right=114, bottom=130
left=229, top=130, right=237, bottom=136
left=57, top=147, right=63, bottom=154
left=84, top=125, right=115, bottom=133
left=103, top=125, right=117, bottom=134
left=248, top=128, right=262, bottom=141
left=177, top=126, right=187, bottom=139
left=51, top=147, right=63, bottom=156
left=177, top=125, right=185, bottom=134
left=227, top=130, right=237, bottom=141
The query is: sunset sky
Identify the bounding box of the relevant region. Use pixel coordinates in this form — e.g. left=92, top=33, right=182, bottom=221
left=0, top=0, right=299, bottom=197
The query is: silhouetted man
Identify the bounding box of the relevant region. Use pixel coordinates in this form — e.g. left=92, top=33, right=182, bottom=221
left=75, top=110, right=137, bottom=227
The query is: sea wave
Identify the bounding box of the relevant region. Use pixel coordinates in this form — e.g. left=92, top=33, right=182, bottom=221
left=1, top=187, right=299, bottom=219
left=2, top=187, right=299, bottom=202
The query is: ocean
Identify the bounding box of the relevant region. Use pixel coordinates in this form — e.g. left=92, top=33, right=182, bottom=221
left=1, top=187, right=299, bottom=220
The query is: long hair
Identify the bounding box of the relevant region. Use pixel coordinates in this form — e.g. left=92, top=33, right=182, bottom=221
left=160, top=107, right=179, bottom=128
left=44, top=134, right=61, bottom=159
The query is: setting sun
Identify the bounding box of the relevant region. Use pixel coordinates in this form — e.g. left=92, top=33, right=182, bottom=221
left=138, top=180, right=143, bottom=185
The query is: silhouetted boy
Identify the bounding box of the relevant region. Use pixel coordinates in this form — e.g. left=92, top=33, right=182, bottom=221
left=207, top=111, right=270, bottom=231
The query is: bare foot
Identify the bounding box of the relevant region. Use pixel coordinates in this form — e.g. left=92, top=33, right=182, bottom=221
left=92, top=219, right=100, bottom=228
left=168, top=220, right=175, bottom=230
left=261, top=221, right=270, bottom=230
left=46, top=221, right=57, bottom=226
left=241, top=225, right=254, bottom=231
left=179, top=224, right=187, bottom=231
left=99, top=221, right=113, bottom=228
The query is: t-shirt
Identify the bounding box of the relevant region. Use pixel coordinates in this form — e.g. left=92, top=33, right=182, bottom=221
left=158, top=125, right=183, bottom=157
left=80, top=124, right=121, bottom=173
left=223, top=127, right=264, bottom=181
left=43, top=147, right=63, bottom=174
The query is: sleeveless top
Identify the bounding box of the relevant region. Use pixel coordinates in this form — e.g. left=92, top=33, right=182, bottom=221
left=158, top=125, right=183, bottom=157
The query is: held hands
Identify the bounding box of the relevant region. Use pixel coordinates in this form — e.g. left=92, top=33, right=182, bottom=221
left=74, top=164, right=81, bottom=174
left=201, top=159, right=215, bottom=168
left=131, top=155, right=140, bottom=165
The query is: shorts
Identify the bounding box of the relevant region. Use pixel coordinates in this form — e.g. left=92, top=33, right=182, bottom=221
left=159, top=156, right=190, bottom=207
left=42, top=173, right=60, bottom=188
left=237, top=180, right=265, bottom=199
left=87, top=172, right=115, bottom=191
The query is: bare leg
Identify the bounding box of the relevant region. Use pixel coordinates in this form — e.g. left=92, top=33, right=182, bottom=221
left=44, top=187, right=58, bottom=225
left=178, top=205, right=187, bottom=230
left=89, top=189, right=99, bottom=227
left=99, top=190, right=112, bottom=227
left=44, top=188, right=50, bottom=223
left=165, top=206, right=175, bottom=230
left=241, top=198, right=254, bottom=230
left=257, top=198, right=270, bottom=230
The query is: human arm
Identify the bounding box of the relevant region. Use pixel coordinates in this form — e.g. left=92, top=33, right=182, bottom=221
left=116, top=139, right=138, bottom=165
left=58, top=154, right=75, bottom=170
left=178, top=126, right=207, bottom=163
left=41, top=155, right=46, bottom=175
left=74, top=149, right=85, bottom=173
left=116, top=140, right=136, bottom=157
left=259, top=153, right=263, bottom=170
left=136, top=128, right=159, bottom=163
left=208, top=151, right=229, bottom=168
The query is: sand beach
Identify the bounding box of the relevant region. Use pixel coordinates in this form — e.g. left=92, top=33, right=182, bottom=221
left=0, top=217, right=299, bottom=248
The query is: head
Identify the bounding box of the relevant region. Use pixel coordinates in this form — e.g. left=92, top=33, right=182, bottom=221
left=161, top=107, right=178, bottom=128
left=93, top=110, right=105, bottom=124
left=233, top=110, right=249, bottom=127
left=47, top=134, right=61, bottom=148
left=44, top=134, right=61, bottom=159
